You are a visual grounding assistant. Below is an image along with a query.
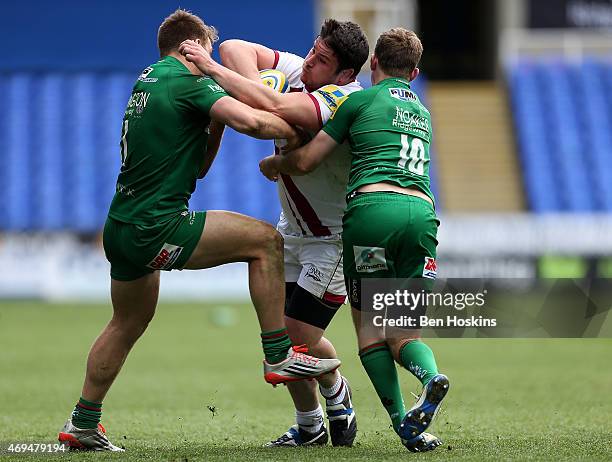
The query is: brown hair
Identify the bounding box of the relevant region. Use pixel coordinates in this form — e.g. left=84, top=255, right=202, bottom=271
left=319, top=19, right=369, bottom=77
left=374, top=28, right=423, bottom=77
left=157, top=9, right=218, bottom=57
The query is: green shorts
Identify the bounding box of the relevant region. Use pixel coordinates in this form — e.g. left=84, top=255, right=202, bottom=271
left=343, top=192, right=439, bottom=302
left=103, top=211, right=207, bottom=281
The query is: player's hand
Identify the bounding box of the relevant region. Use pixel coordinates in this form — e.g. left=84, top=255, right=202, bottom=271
left=179, top=40, right=215, bottom=73
left=259, top=154, right=280, bottom=182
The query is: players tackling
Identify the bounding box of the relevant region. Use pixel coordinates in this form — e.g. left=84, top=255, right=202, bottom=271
left=58, top=9, right=341, bottom=451
left=258, top=28, right=450, bottom=453
left=179, top=20, right=368, bottom=447
left=181, top=19, right=368, bottom=446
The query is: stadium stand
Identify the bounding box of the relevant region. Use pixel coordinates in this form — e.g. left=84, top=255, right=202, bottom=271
left=0, top=73, right=438, bottom=231
left=427, top=81, right=524, bottom=212
left=509, top=57, right=612, bottom=212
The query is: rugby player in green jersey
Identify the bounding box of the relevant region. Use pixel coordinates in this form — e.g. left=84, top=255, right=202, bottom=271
left=259, top=28, right=450, bottom=453
left=58, top=9, right=340, bottom=452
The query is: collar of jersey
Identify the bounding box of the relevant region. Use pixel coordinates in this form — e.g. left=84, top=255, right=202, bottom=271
left=379, top=77, right=411, bottom=87
left=161, top=55, right=190, bottom=72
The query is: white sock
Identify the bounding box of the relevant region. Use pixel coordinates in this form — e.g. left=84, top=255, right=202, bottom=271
left=296, top=405, right=324, bottom=433
left=319, top=374, right=346, bottom=405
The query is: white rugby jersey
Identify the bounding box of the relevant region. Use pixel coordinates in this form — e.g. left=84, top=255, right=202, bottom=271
left=272, top=50, right=362, bottom=237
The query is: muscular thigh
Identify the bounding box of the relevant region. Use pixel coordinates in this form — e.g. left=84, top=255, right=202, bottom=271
left=184, top=210, right=278, bottom=269
left=110, top=271, right=160, bottom=323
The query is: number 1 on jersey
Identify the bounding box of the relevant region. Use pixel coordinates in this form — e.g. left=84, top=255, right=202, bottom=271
left=398, top=134, right=425, bottom=175
left=120, top=120, right=129, bottom=167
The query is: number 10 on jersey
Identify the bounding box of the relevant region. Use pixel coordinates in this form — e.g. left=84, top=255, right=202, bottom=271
left=398, top=134, right=425, bottom=176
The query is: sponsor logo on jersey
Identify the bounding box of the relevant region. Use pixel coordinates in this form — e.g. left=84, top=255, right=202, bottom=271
left=147, top=243, right=184, bottom=270
left=207, top=83, right=224, bottom=93
left=126, top=91, right=151, bottom=115
left=354, top=246, right=388, bottom=273
left=392, top=106, right=430, bottom=139
left=304, top=264, right=324, bottom=282
left=423, top=257, right=437, bottom=279
left=315, top=85, right=348, bottom=112
left=389, top=88, right=417, bottom=102
left=138, top=66, right=158, bottom=83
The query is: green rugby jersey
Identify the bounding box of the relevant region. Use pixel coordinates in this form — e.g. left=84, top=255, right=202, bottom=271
left=108, top=56, right=228, bottom=224
left=322, top=77, right=434, bottom=204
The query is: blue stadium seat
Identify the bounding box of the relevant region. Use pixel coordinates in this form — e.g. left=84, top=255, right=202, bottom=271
left=577, top=59, right=612, bottom=210
left=543, top=61, right=594, bottom=211
left=509, top=61, right=559, bottom=212
left=508, top=57, right=612, bottom=212
left=4, top=74, right=33, bottom=230
left=33, top=74, right=64, bottom=230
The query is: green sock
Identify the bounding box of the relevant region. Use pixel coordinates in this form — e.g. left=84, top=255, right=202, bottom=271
left=71, top=397, right=102, bottom=429
left=261, top=328, right=292, bottom=364
left=398, top=340, right=439, bottom=386
left=359, top=342, right=406, bottom=432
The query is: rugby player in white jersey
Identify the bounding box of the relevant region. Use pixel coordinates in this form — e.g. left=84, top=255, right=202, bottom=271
left=180, top=20, right=368, bottom=447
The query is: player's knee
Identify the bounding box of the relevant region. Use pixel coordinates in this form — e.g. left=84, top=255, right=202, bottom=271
left=285, top=316, right=323, bottom=347
left=269, top=227, right=284, bottom=253
left=112, top=309, right=155, bottom=339
left=258, top=223, right=283, bottom=256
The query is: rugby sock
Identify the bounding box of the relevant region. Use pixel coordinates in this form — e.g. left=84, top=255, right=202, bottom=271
left=319, top=374, right=346, bottom=405
left=359, top=342, right=406, bottom=432
left=296, top=405, right=324, bottom=433
left=398, top=340, right=439, bottom=386
left=71, top=397, right=102, bottom=429
left=261, top=328, right=292, bottom=364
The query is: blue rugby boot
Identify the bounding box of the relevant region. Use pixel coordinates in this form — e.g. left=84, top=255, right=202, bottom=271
left=399, top=374, right=450, bottom=442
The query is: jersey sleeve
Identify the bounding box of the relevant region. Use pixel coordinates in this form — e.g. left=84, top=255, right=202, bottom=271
left=322, top=90, right=365, bottom=144
left=174, top=75, right=228, bottom=115
left=273, top=51, right=304, bottom=88
left=309, top=85, right=352, bottom=126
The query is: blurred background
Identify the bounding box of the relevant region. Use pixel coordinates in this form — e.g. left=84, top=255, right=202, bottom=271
left=1, top=0, right=611, bottom=300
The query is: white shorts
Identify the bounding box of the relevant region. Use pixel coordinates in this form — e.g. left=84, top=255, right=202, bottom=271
left=282, top=233, right=346, bottom=305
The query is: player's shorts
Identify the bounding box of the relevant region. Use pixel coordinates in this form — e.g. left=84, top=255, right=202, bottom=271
left=282, top=233, right=346, bottom=305
left=343, top=192, right=439, bottom=310
left=103, top=211, right=206, bottom=281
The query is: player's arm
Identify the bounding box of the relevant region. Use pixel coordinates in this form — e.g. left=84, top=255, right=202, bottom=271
left=218, top=39, right=276, bottom=80
left=259, top=90, right=360, bottom=180
left=180, top=40, right=321, bottom=132
left=209, top=95, right=300, bottom=147
left=260, top=131, right=339, bottom=180
left=198, top=121, right=225, bottom=179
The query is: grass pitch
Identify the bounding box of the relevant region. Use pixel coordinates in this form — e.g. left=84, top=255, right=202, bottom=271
left=0, top=301, right=611, bottom=461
